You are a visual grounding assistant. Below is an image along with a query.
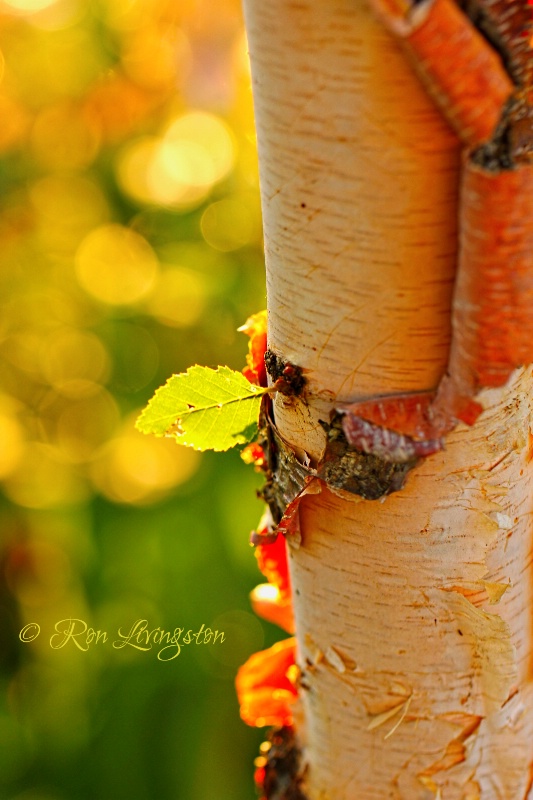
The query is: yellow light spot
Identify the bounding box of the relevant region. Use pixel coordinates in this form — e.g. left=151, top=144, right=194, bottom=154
left=90, top=414, right=200, bottom=505
left=55, top=388, right=120, bottom=463
left=148, top=138, right=214, bottom=202
left=0, top=413, right=24, bottom=479
left=116, top=136, right=210, bottom=209
left=116, top=111, right=235, bottom=209
left=41, top=328, right=111, bottom=398
left=286, top=663, right=300, bottom=685
left=2, top=0, right=58, bottom=12
left=75, top=223, right=159, bottom=305
left=27, top=0, right=84, bottom=31
left=102, top=0, right=136, bottom=28
left=201, top=197, right=259, bottom=251
left=3, top=289, right=91, bottom=344
left=2, top=333, right=44, bottom=377
left=115, top=136, right=160, bottom=206
left=146, top=267, right=207, bottom=328
left=164, top=111, right=235, bottom=185
left=253, top=584, right=280, bottom=603
left=3, top=443, right=89, bottom=508
left=104, top=0, right=168, bottom=31
left=30, top=175, right=109, bottom=254
left=5, top=27, right=101, bottom=105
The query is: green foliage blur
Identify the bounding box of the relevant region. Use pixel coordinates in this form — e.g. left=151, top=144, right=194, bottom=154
left=0, top=0, right=272, bottom=797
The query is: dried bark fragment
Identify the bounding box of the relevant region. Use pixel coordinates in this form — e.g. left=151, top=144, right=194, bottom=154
left=472, top=95, right=533, bottom=169
left=340, top=412, right=444, bottom=462
left=258, top=397, right=315, bottom=523
left=318, top=413, right=418, bottom=499
left=417, top=713, right=482, bottom=794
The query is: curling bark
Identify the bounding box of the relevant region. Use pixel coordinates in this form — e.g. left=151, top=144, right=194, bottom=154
left=242, top=0, right=533, bottom=797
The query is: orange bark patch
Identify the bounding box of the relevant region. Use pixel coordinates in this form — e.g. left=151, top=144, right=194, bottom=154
left=405, top=0, right=513, bottom=146
left=450, top=163, right=533, bottom=389
left=241, top=441, right=267, bottom=469
left=253, top=514, right=295, bottom=631
left=340, top=392, right=440, bottom=441
left=256, top=529, right=291, bottom=597
left=236, top=637, right=298, bottom=727
left=250, top=584, right=295, bottom=633
left=239, top=310, right=268, bottom=387
left=339, top=383, right=484, bottom=448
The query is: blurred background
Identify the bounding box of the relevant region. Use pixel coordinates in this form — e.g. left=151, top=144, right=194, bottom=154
left=0, top=0, right=271, bottom=797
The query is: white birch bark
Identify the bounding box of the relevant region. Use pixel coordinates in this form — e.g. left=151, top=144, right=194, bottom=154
left=242, top=0, right=533, bottom=796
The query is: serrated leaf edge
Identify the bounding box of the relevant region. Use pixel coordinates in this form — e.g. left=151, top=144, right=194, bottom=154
left=135, top=365, right=269, bottom=450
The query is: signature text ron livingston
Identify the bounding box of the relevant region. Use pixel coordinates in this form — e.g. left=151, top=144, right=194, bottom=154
left=19, top=618, right=226, bottom=661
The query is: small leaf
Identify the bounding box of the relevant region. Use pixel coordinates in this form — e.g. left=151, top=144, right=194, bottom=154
left=136, top=365, right=267, bottom=452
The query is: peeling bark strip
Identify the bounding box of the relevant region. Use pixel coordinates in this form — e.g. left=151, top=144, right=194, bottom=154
left=370, top=0, right=514, bottom=145
left=338, top=410, right=443, bottom=462
left=446, top=163, right=533, bottom=390
left=242, top=0, right=533, bottom=796
left=338, top=0, right=533, bottom=452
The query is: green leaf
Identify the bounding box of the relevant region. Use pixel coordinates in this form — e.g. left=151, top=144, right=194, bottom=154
left=135, top=365, right=267, bottom=452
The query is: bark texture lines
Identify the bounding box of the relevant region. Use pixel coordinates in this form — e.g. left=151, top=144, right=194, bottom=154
left=246, top=0, right=459, bottom=407
left=242, top=0, right=533, bottom=796
left=290, top=375, right=533, bottom=797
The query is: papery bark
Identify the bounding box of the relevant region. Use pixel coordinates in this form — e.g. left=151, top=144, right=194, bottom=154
left=242, top=0, right=533, bottom=797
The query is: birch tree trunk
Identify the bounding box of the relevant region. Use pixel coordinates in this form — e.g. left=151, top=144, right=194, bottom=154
left=242, top=0, right=533, bottom=797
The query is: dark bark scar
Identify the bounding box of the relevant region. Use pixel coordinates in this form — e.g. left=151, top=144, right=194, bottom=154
left=254, top=396, right=313, bottom=523
left=265, top=350, right=307, bottom=397
left=254, top=726, right=308, bottom=800
left=255, top=395, right=421, bottom=510
left=318, top=413, right=419, bottom=499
